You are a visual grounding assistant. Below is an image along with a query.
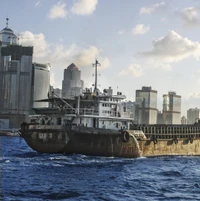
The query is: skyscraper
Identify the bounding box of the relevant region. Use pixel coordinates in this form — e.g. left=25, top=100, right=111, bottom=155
left=187, top=108, right=200, bottom=124
left=135, top=86, right=157, bottom=124
left=62, top=63, right=83, bottom=98
left=0, top=19, right=33, bottom=128
left=32, top=63, right=50, bottom=108
left=163, top=91, right=181, bottom=124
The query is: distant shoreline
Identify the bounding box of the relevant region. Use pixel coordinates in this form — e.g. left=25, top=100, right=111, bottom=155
left=0, top=131, right=19, bottom=137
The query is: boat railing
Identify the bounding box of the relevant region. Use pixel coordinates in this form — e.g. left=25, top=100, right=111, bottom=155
left=145, top=132, right=199, bottom=140
left=139, top=125, right=200, bottom=139
left=64, top=108, right=99, bottom=116
left=140, top=125, right=200, bottom=134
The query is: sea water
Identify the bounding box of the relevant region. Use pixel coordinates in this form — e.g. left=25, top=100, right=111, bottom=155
left=1, top=136, right=200, bottom=201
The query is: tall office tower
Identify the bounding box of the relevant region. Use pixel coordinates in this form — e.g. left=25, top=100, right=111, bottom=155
left=163, top=91, right=181, bottom=124
left=187, top=108, right=200, bottom=124
left=62, top=63, right=83, bottom=98
left=0, top=19, right=33, bottom=128
left=32, top=63, right=50, bottom=108
left=135, top=86, right=158, bottom=124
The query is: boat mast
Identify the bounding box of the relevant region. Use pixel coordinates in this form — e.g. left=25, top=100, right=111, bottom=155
left=93, top=59, right=100, bottom=94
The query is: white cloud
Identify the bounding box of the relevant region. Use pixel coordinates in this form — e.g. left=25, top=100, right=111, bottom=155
left=71, top=0, right=98, bottom=15
left=35, top=1, right=40, bottom=7
left=48, top=2, right=67, bottom=19
left=18, top=31, right=50, bottom=60
left=100, top=57, right=110, bottom=70
left=180, top=7, right=200, bottom=27
left=118, top=63, right=143, bottom=77
left=188, top=92, right=200, bottom=99
left=139, top=30, right=200, bottom=63
left=161, top=64, right=172, bottom=71
left=132, top=24, right=150, bottom=35
left=19, top=30, right=110, bottom=88
left=140, top=2, right=166, bottom=15
left=19, top=31, right=109, bottom=69
left=118, top=29, right=125, bottom=35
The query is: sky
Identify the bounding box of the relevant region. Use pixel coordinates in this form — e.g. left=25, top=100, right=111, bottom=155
left=1, top=0, right=200, bottom=116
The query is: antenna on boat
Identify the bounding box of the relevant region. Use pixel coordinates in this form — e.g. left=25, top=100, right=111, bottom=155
left=92, top=59, right=101, bottom=94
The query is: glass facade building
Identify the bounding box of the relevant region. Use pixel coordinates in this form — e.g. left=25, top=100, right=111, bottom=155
left=0, top=45, right=33, bottom=114
left=0, top=20, right=33, bottom=128
left=32, top=63, right=50, bottom=108
left=135, top=86, right=158, bottom=124
left=62, top=63, right=83, bottom=98
left=163, top=91, right=181, bottom=124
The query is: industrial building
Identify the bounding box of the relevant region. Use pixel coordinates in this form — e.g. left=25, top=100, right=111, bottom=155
left=187, top=108, right=200, bottom=124
left=62, top=63, right=83, bottom=98
left=135, top=86, right=158, bottom=124
left=163, top=91, right=181, bottom=124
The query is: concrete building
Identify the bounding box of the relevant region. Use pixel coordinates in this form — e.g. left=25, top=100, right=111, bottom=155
left=181, top=116, right=187, bottom=125
left=135, top=86, right=158, bottom=124
left=187, top=108, right=200, bottom=124
left=32, top=63, right=50, bottom=108
left=120, top=101, right=135, bottom=119
left=62, top=63, right=83, bottom=98
left=0, top=19, right=33, bottom=128
left=163, top=91, right=181, bottom=124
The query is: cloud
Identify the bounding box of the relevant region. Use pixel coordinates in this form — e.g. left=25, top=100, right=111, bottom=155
left=118, top=29, right=125, bottom=35
left=180, top=7, right=200, bottom=27
left=140, top=2, right=166, bottom=15
left=139, top=30, right=200, bottom=63
left=100, top=57, right=110, bottom=70
left=19, top=30, right=110, bottom=88
left=118, top=63, right=143, bottom=77
left=35, top=1, right=40, bottom=7
left=71, top=0, right=98, bottom=15
left=48, top=2, right=67, bottom=19
left=18, top=31, right=50, bottom=60
left=161, top=64, right=172, bottom=71
left=132, top=24, right=150, bottom=35
left=19, top=31, right=109, bottom=69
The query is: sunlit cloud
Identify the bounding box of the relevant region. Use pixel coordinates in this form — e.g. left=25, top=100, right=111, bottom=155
left=180, top=7, right=200, bottom=27
left=132, top=24, right=150, bottom=35
left=139, top=30, right=200, bottom=64
left=48, top=2, right=67, bottom=19
left=140, top=2, right=166, bottom=15
left=118, top=29, right=125, bottom=35
left=35, top=1, right=40, bottom=7
left=71, top=0, right=98, bottom=15
left=118, top=63, right=143, bottom=77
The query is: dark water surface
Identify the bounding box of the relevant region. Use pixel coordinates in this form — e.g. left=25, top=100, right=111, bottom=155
left=1, top=136, right=200, bottom=201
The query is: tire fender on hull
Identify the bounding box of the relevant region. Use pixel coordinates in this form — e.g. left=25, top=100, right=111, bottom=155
left=121, top=131, right=130, bottom=143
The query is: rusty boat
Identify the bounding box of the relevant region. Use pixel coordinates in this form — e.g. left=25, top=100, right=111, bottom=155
left=19, top=60, right=200, bottom=158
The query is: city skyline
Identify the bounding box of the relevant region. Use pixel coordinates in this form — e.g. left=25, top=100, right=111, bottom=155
left=1, top=0, right=200, bottom=115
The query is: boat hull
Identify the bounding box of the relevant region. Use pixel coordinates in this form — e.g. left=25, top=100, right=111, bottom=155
left=20, top=124, right=200, bottom=157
